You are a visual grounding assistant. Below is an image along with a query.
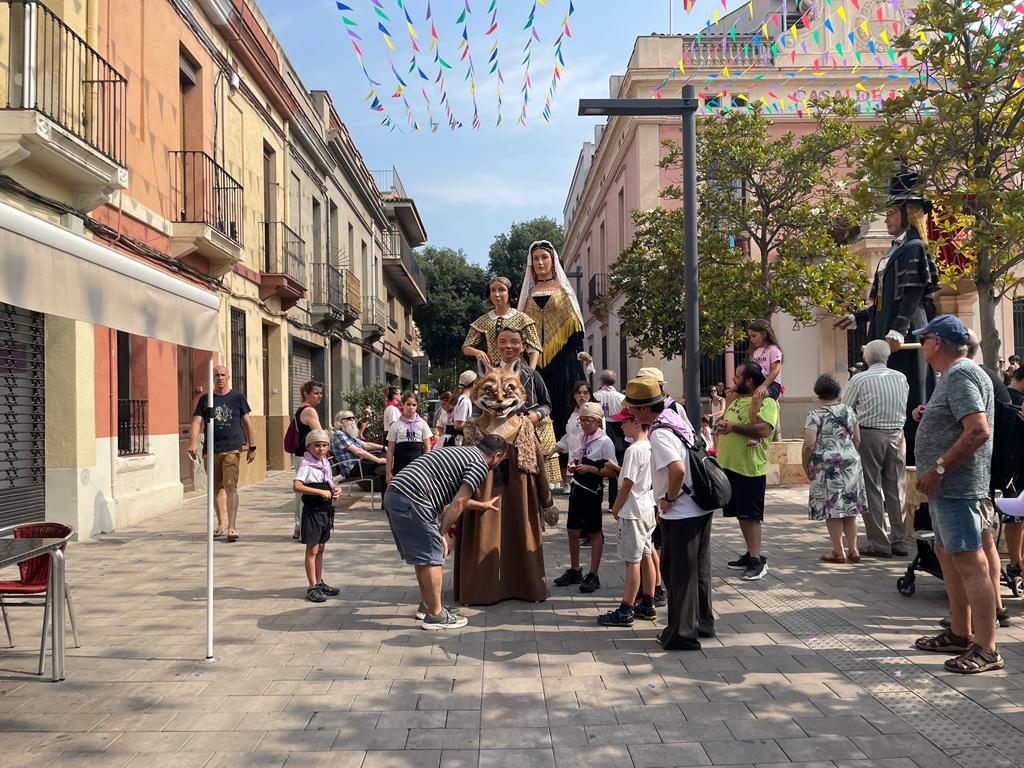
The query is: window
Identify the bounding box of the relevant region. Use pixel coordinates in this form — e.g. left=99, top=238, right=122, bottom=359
left=348, top=222, right=355, bottom=265
left=1015, top=299, right=1024, bottom=360
left=230, top=307, right=247, bottom=392
left=601, top=335, right=608, bottom=372
left=116, top=331, right=147, bottom=456
left=619, top=333, right=628, bottom=385
left=599, top=221, right=606, bottom=272
left=617, top=188, right=625, bottom=253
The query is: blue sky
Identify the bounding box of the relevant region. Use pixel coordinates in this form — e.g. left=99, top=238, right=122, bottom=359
left=258, top=1, right=695, bottom=265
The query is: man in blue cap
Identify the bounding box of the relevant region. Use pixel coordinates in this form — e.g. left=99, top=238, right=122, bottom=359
left=910, top=314, right=1002, bottom=674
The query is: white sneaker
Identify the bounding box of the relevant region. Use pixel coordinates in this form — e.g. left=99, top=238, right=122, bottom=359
left=420, top=608, right=468, bottom=631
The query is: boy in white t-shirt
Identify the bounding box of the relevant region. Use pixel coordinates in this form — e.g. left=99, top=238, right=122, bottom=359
left=598, top=407, right=658, bottom=627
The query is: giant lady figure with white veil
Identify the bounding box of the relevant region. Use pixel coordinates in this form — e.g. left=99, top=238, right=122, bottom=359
left=518, top=240, right=593, bottom=484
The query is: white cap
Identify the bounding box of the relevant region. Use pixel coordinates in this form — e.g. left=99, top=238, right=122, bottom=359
left=458, top=370, right=478, bottom=387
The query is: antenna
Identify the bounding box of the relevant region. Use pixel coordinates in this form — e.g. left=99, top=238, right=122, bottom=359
left=669, top=0, right=674, bottom=34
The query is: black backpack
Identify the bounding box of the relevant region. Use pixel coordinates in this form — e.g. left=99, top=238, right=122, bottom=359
left=650, top=421, right=733, bottom=511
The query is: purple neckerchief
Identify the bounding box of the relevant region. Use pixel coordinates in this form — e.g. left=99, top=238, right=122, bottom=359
left=399, top=414, right=424, bottom=441
left=648, top=405, right=696, bottom=446
left=301, top=452, right=336, bottom=491
left=575, top=427, right=608, bottom=463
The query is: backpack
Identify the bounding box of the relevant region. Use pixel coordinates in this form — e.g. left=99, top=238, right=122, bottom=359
left=650, top=419, right=732, bottom=511
left=283, top=413, right=301, bottom=454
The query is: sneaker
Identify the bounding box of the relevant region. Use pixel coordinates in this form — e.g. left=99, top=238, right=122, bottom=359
left=741, top=556, right=768, bottom=581
left=998, top=607, right=1012, bottom=627
left=653, top=586, right=667, bottom=607
left=415, top=602, right=462, bottom=621
left=727, top=552, right=753, bottom=570
left=306, top=585, right=326, bottom=603
left=598, top=608, right=634, bottom=626
left=579, top=572, right=601, bottom=593
left=634, top=603, right=657, bottom=622
left=580, top=535, right=591, bottom=548
left=317, top=580, right=340, bottom=597
left=420, top=608, right=468, bottom=631
left=554, top=568, right=584, bottom=586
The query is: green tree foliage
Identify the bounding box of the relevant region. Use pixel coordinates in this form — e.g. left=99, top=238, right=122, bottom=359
left=609, top=99, right=870, bottom=357
left=850, top=0, right=1024, bottom=365
left=487, top=217, right=565, bottom=298
left=337, top=382, right=387, bottom=443
left=412, top=246, right=490, bottom=367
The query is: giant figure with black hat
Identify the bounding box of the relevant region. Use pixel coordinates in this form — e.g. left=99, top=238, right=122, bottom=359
left=836, top=171, right=940, bottom=465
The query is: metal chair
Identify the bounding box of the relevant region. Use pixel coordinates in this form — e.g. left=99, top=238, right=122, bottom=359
left=330, top=453, right=381, bottom=514
left=0, top=523, right=80, bottom=674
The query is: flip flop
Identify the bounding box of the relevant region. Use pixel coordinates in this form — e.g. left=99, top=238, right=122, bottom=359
left=847, top=550, right=861, bottom=563
left=820, top=553, right=847, bottom=564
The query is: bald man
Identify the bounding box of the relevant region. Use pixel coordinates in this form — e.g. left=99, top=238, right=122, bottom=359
left=189, top=365, right=256, bottom=541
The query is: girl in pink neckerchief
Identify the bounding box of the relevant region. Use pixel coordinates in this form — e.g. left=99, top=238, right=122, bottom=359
left=386, top=392, right=432, bottom=485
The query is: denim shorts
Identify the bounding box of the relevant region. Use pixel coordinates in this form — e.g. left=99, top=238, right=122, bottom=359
left=929, top=496, right=985, bottom=553
left=383, top=490, right=445, bottom=566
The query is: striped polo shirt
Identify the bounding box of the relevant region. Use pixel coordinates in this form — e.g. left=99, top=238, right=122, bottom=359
left=842, top=363, right=910, bottom=430
left=388, top=447, right=490, bottom=521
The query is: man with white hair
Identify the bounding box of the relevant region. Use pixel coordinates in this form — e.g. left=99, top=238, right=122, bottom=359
left=843, top=339, right=910, bottom=557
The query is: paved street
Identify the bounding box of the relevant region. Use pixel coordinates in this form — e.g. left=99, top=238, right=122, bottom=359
left=2, top=477, right=1024, bottom=768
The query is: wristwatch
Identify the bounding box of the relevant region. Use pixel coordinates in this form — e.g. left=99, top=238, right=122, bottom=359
left=935, top=457, right=946, bottom=476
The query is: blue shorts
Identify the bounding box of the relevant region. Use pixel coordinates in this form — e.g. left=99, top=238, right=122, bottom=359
left=929, top=497, right=985, bottom=553
left=383, top=490, right=445, bottom=566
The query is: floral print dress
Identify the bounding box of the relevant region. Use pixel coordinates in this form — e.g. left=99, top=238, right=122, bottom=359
left=805, top=403, right=867, bottom=520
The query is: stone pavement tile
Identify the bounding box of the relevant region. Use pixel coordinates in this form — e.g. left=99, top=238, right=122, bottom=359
left=553, top=745, right=633, bottom=768
left=546, top=707, right=616, bottom=727
left=483, top=677, right=546, bottom=694
left=418, top=693, right=482, bottom=711
left=93, top=712, right=176, bottom=732
left=628, top=742, right=712, bottom=768
left=832, top=760, right=920, bottom=768
left=104, top=731, right=193, bottom=752
left=479, top=747, right=556, bottom=768
left=703, top=738, right=788, bottom=765
left=0, top=754, right=53, bottom=768
left=755, top=762, right=835, bottom=768
left=701, top=685, right=774, bottom=702
left=727, top=718, right=806, bottom=739
left=584, top=722, right=662, bottom=745
left=216, top=694, right=292, bottom=713
left=182, top=730, right=266, bottom=752
left=849, top=733, right=959, bottom=763
left=550, top=725, right=588, bottom=748
left=306, top=665, right=372, bottom=681
left=204, top=752, right=287, bottom=768
left=750, top=701, right=822, bottom=719
left=351, top=693, right=420, bottom=711
left=445, top=710, right=481, bottom=729
left=377, top=711, right=447, bottom=729
left=793, top=716, right=882, bottom=737
left=233, top=711, right=314, bottom=730
left=612, top=704, right=684, bottom=725
left=542, top=676, right=606, bottom=692
left=777, top=736, right=868, bottom=761
left=279, top=752, right=366, bottom=767
left=162, top=713, right=247, bottom=734
left=481, top=727, right=553, bottom=749
left=407, top=728, right=480, bottom=749
left=149, top=695, right=227, bottom=712
left=655, top=721, right=733, bottom=743
left=330, top=727, right=410, bottom=750
left=28, top=755, right=131, bottom=768
left=679, top=702, right=754, bottom=722
left=31, top=732, right=121, bottom=752
left=123, top=754, right=210, bottom=768
left=256, top=728, right=340, bottom=751
left=326, top=679, right=383, bottom=694
left=191, top=679, right=269, bottom=696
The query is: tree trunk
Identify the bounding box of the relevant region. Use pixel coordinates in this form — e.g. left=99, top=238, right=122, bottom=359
left=975, top=283, right=1002, bottom=368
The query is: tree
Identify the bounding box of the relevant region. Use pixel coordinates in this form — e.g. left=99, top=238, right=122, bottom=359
left=487, top=217, right=565, bottom=298
left=609, top=99, right=871, bottom=357
left=412, top=245, right=489, bottom=368
left=851, top=0, right=1024, bottom=366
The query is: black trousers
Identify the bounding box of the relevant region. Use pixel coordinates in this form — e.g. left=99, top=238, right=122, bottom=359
left=658, top=514, right=714, bottom=650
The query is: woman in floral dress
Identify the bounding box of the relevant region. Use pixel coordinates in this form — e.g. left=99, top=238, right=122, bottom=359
left=802, top=374, right=867, bottom=564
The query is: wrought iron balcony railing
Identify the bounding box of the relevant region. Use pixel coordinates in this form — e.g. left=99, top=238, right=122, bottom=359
left=588, top=273, right=608, bottom=308
left=261, top=221, right=306, bottom=287
left=169, top=150, right=243, bottom=245
left=0, top=0, right=127, bottom=164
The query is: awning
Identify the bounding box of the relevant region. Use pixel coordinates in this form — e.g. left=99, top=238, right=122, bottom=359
left=0, top=199, right=221, bottom=351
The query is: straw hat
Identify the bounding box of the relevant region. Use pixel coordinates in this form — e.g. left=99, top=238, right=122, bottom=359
left=624, top=378, right=665, bottom=407
left=636, top=366, right=665, bottom=384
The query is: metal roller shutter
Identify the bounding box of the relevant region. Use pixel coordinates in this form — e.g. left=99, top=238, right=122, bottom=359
left=0, top=303, right=45, bottom=528
left=290, top=341, right=313, bottom=414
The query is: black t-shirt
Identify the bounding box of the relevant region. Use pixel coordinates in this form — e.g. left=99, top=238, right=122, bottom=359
left=194, top=390, right=251, bottom=453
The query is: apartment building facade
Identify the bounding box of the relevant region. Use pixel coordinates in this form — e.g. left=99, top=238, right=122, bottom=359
left=0, top=0, right=427, bottom=538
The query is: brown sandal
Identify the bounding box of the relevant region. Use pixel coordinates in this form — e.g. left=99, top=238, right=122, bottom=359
left=914, top=629, right=972, bottom=653
left=944, top=644, right=1004, bottom=674
left=847, top=550, right=861, bottom=563
left=820, top=553, right=847, bottom=564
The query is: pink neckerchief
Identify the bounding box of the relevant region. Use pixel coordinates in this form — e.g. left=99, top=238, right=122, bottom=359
left=399, top=413, right=424, bottom=441
left=649, top=405, right=696, bottom=445
left=575, top=427, right=608, bottom=463
left=301, top=452, right=336, bottom=490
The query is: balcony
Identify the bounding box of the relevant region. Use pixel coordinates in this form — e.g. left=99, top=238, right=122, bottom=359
left=362, top=296, right=386, bottom=341
left=311, top=261, right=360, bottom=331
left=259, top=221, right=306, bottom=310
left=382, top=227, right=428, bottom=305
left=588, top=273, right=608, bottom=307
left=168, top=150, right=243, bottom=277
left=0, top=0, right=128, bottom=210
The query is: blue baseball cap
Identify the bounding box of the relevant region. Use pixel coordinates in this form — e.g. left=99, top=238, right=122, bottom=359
left=912, top=314, right=970, bottom=343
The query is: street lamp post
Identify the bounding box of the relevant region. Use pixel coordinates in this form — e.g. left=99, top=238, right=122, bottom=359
left=578, top=86, right=702, bottom=427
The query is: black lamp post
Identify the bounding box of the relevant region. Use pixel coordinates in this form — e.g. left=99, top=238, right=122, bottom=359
left=578, top=86, right=702, bottom=426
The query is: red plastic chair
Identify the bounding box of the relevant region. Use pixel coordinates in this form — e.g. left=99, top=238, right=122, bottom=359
left=0, top=523, right=80, bottom=674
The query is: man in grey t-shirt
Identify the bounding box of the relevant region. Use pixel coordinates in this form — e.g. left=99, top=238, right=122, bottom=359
left=911, top=315, right=1002, bottom=674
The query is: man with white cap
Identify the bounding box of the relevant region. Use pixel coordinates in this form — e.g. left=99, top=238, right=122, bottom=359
left=448, top=370, right=478, bottom=446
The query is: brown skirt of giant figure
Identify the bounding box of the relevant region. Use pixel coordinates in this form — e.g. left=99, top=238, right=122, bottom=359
left=454, top=419, right=551, bottom=605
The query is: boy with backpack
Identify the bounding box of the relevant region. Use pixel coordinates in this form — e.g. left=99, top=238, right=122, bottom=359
left=625, top=377, right=718, bottom=650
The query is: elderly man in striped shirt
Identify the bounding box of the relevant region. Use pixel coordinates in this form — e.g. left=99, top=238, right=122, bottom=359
left=843, top=339, right=911, bottom=557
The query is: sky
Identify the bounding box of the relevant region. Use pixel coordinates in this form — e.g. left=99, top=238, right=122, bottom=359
left=257, top=1, right=697, bottom=266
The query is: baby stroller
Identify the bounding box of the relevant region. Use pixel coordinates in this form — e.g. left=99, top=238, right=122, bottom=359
left=897, top=503, right=942, bottom=597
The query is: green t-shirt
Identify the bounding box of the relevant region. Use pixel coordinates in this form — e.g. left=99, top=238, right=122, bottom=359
left=716, top=395, right=779, bottom=478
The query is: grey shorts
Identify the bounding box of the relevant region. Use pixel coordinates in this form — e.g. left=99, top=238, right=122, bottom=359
left=384, top=490, right=445, bottom=566
left=618, top=514, right=656, bottom=563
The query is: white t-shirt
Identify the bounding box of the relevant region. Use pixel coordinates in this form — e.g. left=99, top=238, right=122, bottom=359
left=387, top=418, right=432, bottom=444
left=453, top=394, right=473, bottom=424
left=650, top=428, right=709, bottom=520
left=295, top=462, right=331, bottom=485
left=617, top=440, right=655, bottom=520
left=383, top=403, right=401, bottom=433
left=578, top=434, right=617, bottom=465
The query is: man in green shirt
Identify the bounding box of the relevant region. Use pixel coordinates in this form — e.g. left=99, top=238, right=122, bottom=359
left=716, top=360, right=779, bottom=581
